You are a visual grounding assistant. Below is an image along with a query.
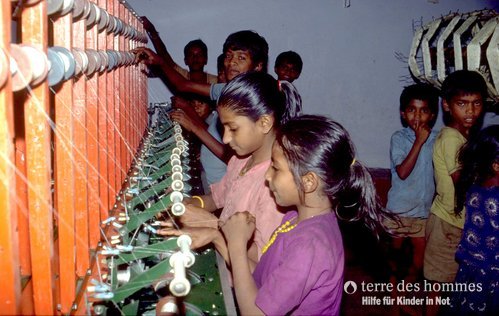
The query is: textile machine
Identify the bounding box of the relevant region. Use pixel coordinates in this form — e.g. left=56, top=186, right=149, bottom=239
left=0, top=1, right=234, bottom=315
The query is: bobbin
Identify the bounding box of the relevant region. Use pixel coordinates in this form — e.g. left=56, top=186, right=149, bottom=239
left=47, top=0, right=65, bottom=16
left=0, top=48, right=8, bottom=89
left=168, top=252, right=191, bottom=297
left=10, top=44, right=32, bottom=91
left=97, top=8, right=109, bottom=32
left=72, top=47, right=88, bottom=76
left=47, top=47, right=65, bottom=86
left=20, top=44, right=49, bottom=87
left=50, top=46, right=76, bottom=80
left=72, top=0, right=90, bottom=20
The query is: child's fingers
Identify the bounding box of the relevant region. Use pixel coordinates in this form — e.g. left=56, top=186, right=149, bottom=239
left=158, top=220, right=174, bottom=227
left=156, top=228, right=182, bottom=236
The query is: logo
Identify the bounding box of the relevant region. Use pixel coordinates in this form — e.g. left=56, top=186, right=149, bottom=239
left=344, top=281, right=358, bottom=294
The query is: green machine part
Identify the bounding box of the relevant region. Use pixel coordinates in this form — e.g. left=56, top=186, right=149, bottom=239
left=111, top=247, right=227, bottom=315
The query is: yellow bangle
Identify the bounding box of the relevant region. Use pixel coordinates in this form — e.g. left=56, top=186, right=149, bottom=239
left=192, top=195, right=204, bottom=208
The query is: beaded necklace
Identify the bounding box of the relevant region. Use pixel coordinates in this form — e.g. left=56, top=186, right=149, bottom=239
left=261, top=218, right=297, bottom=254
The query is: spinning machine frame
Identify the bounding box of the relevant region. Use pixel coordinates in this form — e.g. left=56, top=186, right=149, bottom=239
left=1, top=1, right=234, bottom=315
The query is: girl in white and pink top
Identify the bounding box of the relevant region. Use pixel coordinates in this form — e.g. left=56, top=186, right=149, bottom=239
left=159, top=72, right=302, bottom=264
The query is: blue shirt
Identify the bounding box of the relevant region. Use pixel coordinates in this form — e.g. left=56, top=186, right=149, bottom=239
left=200, top=111, right=226, bottom=187
left=209, top=83, right=226, bottom=101
left=386, top=127, right=437, bottom=218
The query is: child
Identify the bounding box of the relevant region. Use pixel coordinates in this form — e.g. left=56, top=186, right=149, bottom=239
left=385, top=84, right=439, bottom=303
left=424, top=70, right=487, bottom=314
left=450, top=125, right=498, bottom=314
left=134, top=30, right=268, bottom=162
left=220, top=115, right=393, bottom=315
left=274, top=51, right=303, bottom=83
left=134, top=29, right=268, bottom=99
left=141, top=16, right=217, bottom=84
left=159, top=72, right=302, bottom=264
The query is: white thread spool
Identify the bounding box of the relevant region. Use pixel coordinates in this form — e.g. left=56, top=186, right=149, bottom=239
left=170, top=157, right=181, bottom=168
left=171, top=179, right=184, bottom=192
left=170, top=153, right=180, bottom=162
left=171, top=171, right=183, bottom=182
left=116, top=267, right=131, bottom=286
left=169, top=191, right=185, bottom=216
left=171, top=147, right=182, bottom=156
left=176, top=142, right=185, bottom=154
left=168, top=252, right=191, bottom=297
left=177, top=235, right=195, bottom=268
left=171, top=165, right=182, bottom=174
left=174, top=134, right=183, bottom=142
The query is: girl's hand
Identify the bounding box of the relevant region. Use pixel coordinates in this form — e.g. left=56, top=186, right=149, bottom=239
left=220, top=211, right=256, bottom=245
left=179, top=203, right=218, bottom=228
left=157, top=226, right=219, bottom=249
left=132, top=47, right=162, bottom=65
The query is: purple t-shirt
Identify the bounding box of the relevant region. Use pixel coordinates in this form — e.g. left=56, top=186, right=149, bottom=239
left=253, top=211, right=344, bottom=315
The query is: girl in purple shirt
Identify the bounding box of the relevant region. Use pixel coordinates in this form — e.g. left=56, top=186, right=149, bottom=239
left=221, top=115, right=394, bottom=315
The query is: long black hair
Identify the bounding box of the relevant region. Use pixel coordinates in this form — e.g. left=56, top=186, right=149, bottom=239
left=217, top=72, right=302, bottom=126
left=276, top=115, right=395, bottom=238
left=455, top=124, right=499, bottom=215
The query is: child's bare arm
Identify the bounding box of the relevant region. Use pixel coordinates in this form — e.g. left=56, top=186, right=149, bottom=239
left=396, top=124, right=431, bottom=180
left=133, top=47, right=211, bottom=97
left=141, top=17, right=175, bottom=67
left=450, top=169, right=460, bottom=184
left=192, top=124, right=231, bottom=163
left=183, top=194, right=217, bottom=213
left=221, top=212, right=264, bottom=316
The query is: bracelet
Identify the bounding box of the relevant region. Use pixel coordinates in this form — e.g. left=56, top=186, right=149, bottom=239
left=192, top=195, right=204, bottom=208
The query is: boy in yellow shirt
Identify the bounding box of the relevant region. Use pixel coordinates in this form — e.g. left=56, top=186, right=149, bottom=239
left=424, top=70, right=487, bottom=315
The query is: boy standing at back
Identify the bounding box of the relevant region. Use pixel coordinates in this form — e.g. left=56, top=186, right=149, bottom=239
left=424, top=70, right=487, bottom=316
left=141, top=17, right=217, bottom=84
left=274, top=51, right=303, bottom=83
left=386, top=84, right=439, bottom=306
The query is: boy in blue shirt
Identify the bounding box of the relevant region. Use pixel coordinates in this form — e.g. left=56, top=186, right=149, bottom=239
left=133, top=30, right=268, bottom=163
left=385, top=84, right=439, bottom=313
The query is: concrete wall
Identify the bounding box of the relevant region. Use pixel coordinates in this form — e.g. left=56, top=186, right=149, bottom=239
left=128, top=0, right=498, bottom=167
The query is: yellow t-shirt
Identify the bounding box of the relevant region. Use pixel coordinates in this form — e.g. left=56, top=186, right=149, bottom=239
left=430, top=127, right=466, bottom=228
